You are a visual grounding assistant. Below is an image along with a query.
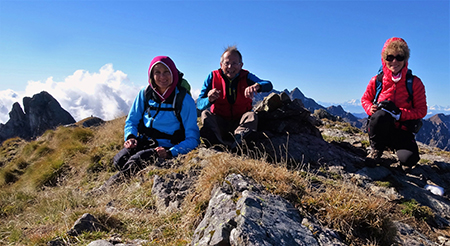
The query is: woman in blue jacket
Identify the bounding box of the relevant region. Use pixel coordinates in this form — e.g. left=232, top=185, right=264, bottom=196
left=105, top=56, right=200, bottom=187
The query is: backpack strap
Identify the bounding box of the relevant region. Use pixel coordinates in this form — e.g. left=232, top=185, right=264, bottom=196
left=405, top=69, right=414, bottom=107
left=174, top=86, right=187, bottom=132
left=373, top=68, right=384, bottom=104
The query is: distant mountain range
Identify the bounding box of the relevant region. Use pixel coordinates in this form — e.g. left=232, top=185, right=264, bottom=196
left=256, top=88, right=450, bottom=151
left=318, top=99, right=450, bottom=119
left=2, top=89, right=448, bottom=151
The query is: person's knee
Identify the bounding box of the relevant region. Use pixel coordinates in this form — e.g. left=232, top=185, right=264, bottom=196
left=369, top=110, right=393, bottom=127
left=397, top=149, right=419, bottom=166
left=113, top=148, right=132, bottom=170
left=201, top=110, right=214, bottom=124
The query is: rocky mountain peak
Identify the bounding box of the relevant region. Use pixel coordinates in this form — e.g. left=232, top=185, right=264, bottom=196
left=430, top=113, right=449, bottom=124
left=0, top=91, right=75, bottom=143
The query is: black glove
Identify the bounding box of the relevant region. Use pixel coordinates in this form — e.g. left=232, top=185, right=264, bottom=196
left=378, top=100, right=401, bottom=120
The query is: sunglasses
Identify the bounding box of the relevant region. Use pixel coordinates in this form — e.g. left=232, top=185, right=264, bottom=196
left=385, top=54, right=405, bottom=62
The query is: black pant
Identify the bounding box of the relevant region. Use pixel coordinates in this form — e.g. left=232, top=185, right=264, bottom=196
left=368, top=110, right=420, bottom=166
left=112, top=137, right=157, bottom=177
left=200, top=109, right=258, bottom=147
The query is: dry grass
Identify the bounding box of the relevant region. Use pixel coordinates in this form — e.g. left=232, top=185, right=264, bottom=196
left=0, top=116, right=446, bottom=245
left=182, top=149, right=307, bottom=227
left=301, top=179, right=397, bottom=245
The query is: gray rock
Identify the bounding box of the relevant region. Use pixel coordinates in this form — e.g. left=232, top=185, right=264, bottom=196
left=394, top=221, right=437, bottom=246
left=67, top=213, right=105, bottom=236
left=260, top=133, right=363, bottom=171
left=82, top=117, right=105, bottom=127
left=151, top=170, right=198, bottom=213
left=356, top=166, right=392, bottom=182
left=192, top=174, right=335, bottom=246
left=87, top=240, right=114, bottom=246
left=301, top=217, right=346, bottom=246
left=254, top=92, right=283, bottom=112
left=229, top=190, right=318, bottom=246
left=47, top=237, right=66, bottom=246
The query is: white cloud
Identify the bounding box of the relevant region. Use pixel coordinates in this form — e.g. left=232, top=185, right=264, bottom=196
left=191, top=88, right=200, bottom=101
left=0, top=64, right=141, bottom=124
left=0, top=89, right=21, bottom=123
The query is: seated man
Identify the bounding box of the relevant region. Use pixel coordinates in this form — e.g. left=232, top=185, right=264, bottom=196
left=197, top=46, right=273, bottom=149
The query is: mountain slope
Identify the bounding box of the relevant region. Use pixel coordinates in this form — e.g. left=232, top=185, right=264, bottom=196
left=416, top=114, right=450, bottom=151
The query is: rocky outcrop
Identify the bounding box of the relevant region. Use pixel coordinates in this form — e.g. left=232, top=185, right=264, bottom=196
left=252, top=92, right=363, bottom=170
left=254, top=87, right=325, bottom=114
left=152, top=170, right=199, bottom=214
left=191, top=173, right=330, bottom=245
left=0, top=91, right=75, bottom=143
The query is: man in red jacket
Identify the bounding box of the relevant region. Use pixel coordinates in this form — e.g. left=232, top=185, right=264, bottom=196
left=361, top=37, right=427, bottom=167
left=197, top=46, right=273, bottom=150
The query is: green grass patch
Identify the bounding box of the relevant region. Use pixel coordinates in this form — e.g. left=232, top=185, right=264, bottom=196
left=374, top=181, right=392, bottom=188
left=322, top=135, right=346, bottom=142
left=400, top=199, right=434, bottom=222
left=419, top=159, right=431, bottom=165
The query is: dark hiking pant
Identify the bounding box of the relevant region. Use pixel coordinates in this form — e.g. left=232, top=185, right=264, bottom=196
left=368, top=110, right=420, bottom=166
left=200, top=109, right=258, bottom=148
left=105, top=138, right=158, bottom=187
left=113, top=148, right=156, bottom=176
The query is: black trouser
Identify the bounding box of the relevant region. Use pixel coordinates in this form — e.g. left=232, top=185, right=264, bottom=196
left=200, top=109, right=258, bottom=147
left=368, top=110, right=420, bottom=166
left=112, top=137, right=157, bottom=178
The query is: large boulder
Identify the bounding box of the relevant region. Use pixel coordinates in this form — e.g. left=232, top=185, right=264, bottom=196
left=252, top=92, right=364, bottom=170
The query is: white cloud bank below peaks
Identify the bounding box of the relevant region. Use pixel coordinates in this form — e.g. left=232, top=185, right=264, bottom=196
left=0, top=64, right=141, bottom=124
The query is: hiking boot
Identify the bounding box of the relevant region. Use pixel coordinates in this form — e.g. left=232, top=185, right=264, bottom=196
left=368, top=149, right=383, bottom=159
left=364, top=149, right=383, bottom=167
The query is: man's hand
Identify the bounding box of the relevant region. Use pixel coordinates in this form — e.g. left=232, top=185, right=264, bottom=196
left=124, top=138, right=137, bottom=149
left=244, top=83, right=261, bottom=99
left=208, top=88, right=221, bottom=103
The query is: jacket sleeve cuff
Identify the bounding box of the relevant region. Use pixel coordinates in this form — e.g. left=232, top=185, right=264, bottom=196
left=169, top=148, right=178, bottom=157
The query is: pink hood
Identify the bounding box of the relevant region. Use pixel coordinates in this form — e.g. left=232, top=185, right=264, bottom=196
left=381, top=37, right=409, bottom=82
left=148, top=56, right=179, bottom=102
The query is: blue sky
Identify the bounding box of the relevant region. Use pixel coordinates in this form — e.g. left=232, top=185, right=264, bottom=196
left=0, top=0, right=449, bottom=123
